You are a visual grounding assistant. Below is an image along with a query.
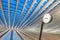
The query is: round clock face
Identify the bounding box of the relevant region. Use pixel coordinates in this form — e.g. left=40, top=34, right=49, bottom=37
left=43, top=13, right=52, bottom=23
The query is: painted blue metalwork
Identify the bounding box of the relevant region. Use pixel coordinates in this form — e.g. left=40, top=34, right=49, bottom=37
left=13, top=0, right=26, bottom=27
left=0, top=12, right=5, bottom=25
left=0, top=0, right=58, bottom=28
left=25, top=0, right=48, bottom=26
left=20, top=0, right=48, bottom=28
left=10, top=0, right=17, bottom=27
left=18, top=0, right=41, bottom=28
left=36, top=0, right=40, bottom=3
left=0, top=3, right=5, bottom=25
left=2, top=0, right=9, bottom=26
left=16, top=0, right=33, bottom=27
left=20, top=0, right=25, bottom=3
left=0, top=0, right=60, bottom=39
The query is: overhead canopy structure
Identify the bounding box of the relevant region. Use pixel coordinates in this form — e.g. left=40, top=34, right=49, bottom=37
left=0, top=0, right=59, bottom=27
left=0, top=0, right=60, bottom=39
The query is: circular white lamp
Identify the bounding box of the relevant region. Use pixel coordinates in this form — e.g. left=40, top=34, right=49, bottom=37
left=43, top=13, right=52, bottom=24
left=39, top=13, right=53, bottom=40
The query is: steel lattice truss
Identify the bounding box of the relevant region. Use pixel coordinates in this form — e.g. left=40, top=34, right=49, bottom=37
left=0, top=0, right=60, bottom=40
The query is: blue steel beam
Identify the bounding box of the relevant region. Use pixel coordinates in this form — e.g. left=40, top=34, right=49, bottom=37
left=19, top=0, right=41, bottom=27
left=13, top=0, right=26, bottom=27
left=0, top=1, right=7, bottom=26
left=16, top=0, right=33, bottom=27
left=20, top=0, right=48, bottom=28
left=0, top=8, right=5, bottom=25
left=0, top=0, right=59, bottom=29
left=0, top=13, right=5, bottom=25
left=17, top=0, right=40, bottom=26
left=10, top=0, right=17, bottom=27
left=2, top=0, right=9, bottom=27
left=18, top=0, right=41, bottom=28
left=22, top=0, right=48, bottom=27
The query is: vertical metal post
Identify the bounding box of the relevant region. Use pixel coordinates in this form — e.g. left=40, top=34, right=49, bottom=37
left=39, top=22, right=44, bottom=40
